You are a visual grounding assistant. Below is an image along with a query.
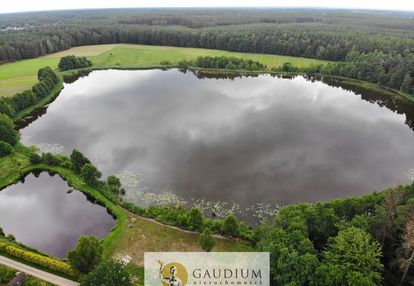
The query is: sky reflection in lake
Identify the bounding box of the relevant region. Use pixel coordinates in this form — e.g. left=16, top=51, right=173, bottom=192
left=21, top=70, right=414, bottom=209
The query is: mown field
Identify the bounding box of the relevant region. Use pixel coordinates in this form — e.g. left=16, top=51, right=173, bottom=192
left=0, top=44, right=330, bottom=97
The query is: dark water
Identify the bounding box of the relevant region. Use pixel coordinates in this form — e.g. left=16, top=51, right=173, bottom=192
left=20, top=69, right=414, bottom=213
left=0, top=171, right=115, bottom=257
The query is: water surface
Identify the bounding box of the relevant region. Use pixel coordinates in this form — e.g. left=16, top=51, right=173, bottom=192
left=20, top=70, right=414, bottom=216
left=0, top=171, right=115, bottom=257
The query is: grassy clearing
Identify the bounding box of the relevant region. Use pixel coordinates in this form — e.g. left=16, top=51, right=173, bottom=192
left=0, top=264, right=53, bottom=286
left=90, top=44, right=329, bottom=70
left=0, top=44, right=330, bottom=97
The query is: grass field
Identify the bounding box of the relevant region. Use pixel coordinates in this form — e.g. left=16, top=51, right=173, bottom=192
left=0, top=44, right=330, bottom=97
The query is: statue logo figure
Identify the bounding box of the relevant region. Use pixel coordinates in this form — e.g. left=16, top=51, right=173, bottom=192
left=157, top=260, right=188, bottom=286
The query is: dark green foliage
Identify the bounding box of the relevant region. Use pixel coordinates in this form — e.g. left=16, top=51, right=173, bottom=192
left=31, top=67, right=59, bottom=99
left=0, top=97, right=16, bottom=117
left=68, top=236, right=102, bottom=274
left=0, top=227, right=4, bottom=236
left=81, top=163, right=102, bottom=186
left=0, top=265, right=17, bottom=284
left=70, top=149, right=91, bottom=174
left=189, top=207, right=204, bottom=232
left=40, top=152, right=61, bottom=166
left=199, top=228, right=215, bottom=252
left=38, top=66, right=60, bottom=84
left=0, top=141, right=12, bottom=157
left=107, top=175, right=122, bottom=194
left=313, top=227, right=383, bottom=286
left=107, top=175, right=121, bottom=188
left=80, top=260, right=131, bottom=286
left=0, top=113, right=19, bottom=146
left=401, top=74, right=413, bottom=94
left=1, top=10, right=413, bottom=94
left=29, top=153, right=41, bottom=164
left=223, top=214, right=238, bottom=237
left=7, top=234, right=15, bottom=241
left=192, top=56, right=265, bottom=70
left=59, top=55, right=92, bottom=71
left=281, top=62, right=299, bottom=72
left=11, top=90, right=37, bottom=111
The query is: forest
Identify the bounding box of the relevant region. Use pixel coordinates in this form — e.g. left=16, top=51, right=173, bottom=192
left=0, top=9, right=413, bottom=94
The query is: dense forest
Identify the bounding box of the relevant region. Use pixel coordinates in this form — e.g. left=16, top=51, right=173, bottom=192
left=0, top=9, right=413, bottom=94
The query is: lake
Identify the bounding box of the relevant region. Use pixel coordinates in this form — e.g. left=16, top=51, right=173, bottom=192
left=0, top=171, right=115, bottom=257
left=20, top=69, right=414, bottom=220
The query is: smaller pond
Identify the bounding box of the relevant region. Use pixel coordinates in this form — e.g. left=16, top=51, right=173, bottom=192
left=0, top=171, right=116, bottom=258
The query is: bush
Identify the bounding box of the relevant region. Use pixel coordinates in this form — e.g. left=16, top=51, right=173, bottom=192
left=0, top=242, right=76, bottom=276
left=0, top=227, right=4, bottom=236
left=0, top=97, right=16, bottom=117
left=81, top=260, right=131, bottom=286
left=29, top=153, right=41, bottom=164
left=68, top=236, right=102, bottom=274
left=0, top=141, right=13, bottom=157
left=199, top=228, right=215, bottom=252
left=41, top=152, right=61, bottom=166
left=81, top=163, right=102, bottom=187
left=70, top=149, right=91, bottom=174
left=0, top=113, right=19, bottom=146
left=223, top=214, right=239, bottom=237
left=59, top=55, right=92, bottom=71
left=189, top=208, right=204, bottom=232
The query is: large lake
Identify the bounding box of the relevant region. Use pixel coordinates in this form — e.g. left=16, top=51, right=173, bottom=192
left=0, top=171, right=115, bottom=257
left=20, top=69, right=414, bottom=219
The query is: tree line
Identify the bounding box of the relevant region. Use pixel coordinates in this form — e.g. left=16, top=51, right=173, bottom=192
left=0, top=10, right=413, bottom=94
left=0, top=66, right=60, bottom=118
left=180, top=56, right=266, bottom=70
left=58, top=55, right=92, bottom=71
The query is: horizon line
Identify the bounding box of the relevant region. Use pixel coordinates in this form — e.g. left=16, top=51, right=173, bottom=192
left=1, top=6, right=414, bottom=15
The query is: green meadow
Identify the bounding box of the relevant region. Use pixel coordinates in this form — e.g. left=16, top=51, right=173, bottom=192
left=0, top=44, right=330, bottom=97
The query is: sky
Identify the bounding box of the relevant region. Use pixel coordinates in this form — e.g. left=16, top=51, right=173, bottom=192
left=0, top=0, right=413, bottom=14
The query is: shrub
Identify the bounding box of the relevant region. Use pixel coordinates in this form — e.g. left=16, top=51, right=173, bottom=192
left=0, top=242, right=76, bottom=276
left=68, top=236, right=102, bottom=274
left=189, top=208, right=204, bottom=232
left=0, top=141, right=12, bottom=157
left=40, top=152, right=61, bottom=166
left=0, top=227, right=4, bottom=236
left=81, top=163, right=102, bottom=187
left=59, top=55, right=92, bottom=71
left=0, top=113, right=19, bottom=146
left=199, top=228, right=215, bottom=252
left=70, top=149, right=91, bottom=174
left=81, top=260, right=131, bottom=286
left=29, top=153, right=41, bottom=164
left=223, top=214, right=239, bottom=237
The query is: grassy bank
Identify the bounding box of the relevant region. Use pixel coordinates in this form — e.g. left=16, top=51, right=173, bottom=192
left=0, top=44, right=330, bottom=97
left=0, top=264, right=53, bottom=286
left=0, top=150, right=252, bottom=283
